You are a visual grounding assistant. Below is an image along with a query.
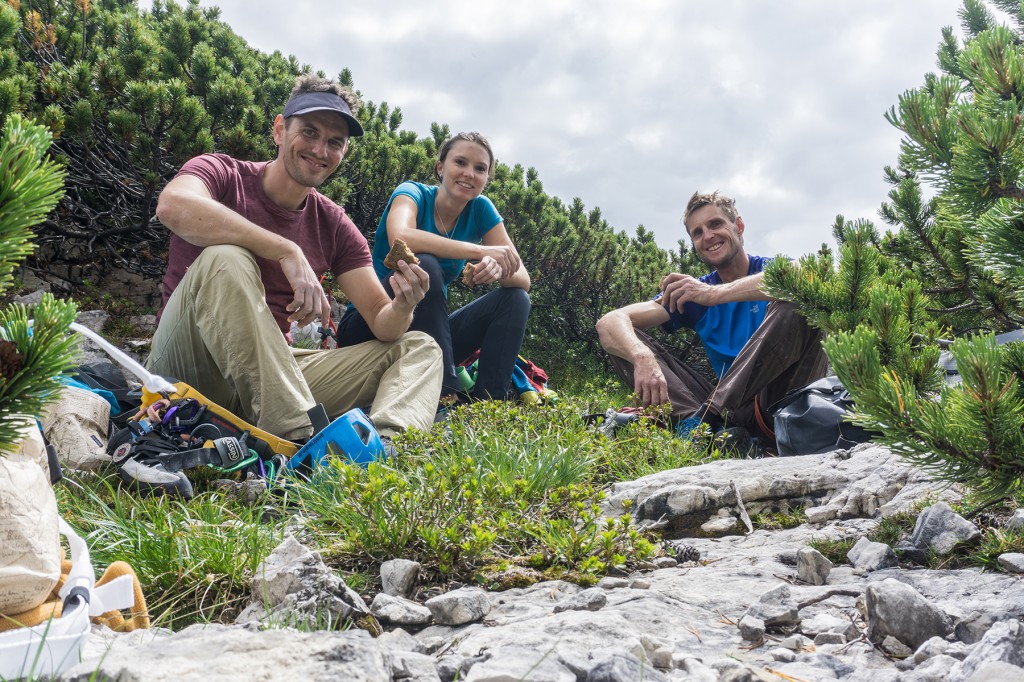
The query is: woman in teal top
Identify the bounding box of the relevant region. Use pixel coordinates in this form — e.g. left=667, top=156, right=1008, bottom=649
left=337, top=132, right=531, bottom=403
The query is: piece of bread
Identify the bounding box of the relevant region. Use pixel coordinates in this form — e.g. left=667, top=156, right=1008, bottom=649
left=461, top=262, right=476, bottom=286
left=383, top=239, right=419, bottom=269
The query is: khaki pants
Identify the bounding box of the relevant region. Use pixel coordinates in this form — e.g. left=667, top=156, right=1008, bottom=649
left=147, top=245, right=442, bottom=440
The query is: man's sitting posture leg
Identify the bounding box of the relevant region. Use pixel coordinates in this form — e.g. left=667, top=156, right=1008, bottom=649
left=148, top=245, right=441, bottom=442
left=606, top=330, right=715, bottom=424
left=688, top=301, right=828, bottom=437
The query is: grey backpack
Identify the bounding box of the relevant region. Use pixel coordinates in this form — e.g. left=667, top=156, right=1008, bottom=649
left=770, top=376, right=873, bottom=456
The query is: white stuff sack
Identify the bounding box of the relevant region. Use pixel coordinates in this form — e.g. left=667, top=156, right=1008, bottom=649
left=0, top=518, right=137, bottom=679
left=41, top=385, right=111, bottom=471
left=0, top=418, right=61, bottom=614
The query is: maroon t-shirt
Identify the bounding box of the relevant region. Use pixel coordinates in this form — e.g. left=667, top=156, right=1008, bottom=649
left=160, top=153, right=371, bottom=334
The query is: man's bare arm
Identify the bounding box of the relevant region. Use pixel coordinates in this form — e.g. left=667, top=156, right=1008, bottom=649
left=596, top=301, right=672, bottom=406
left=660, top=271, right=770, bottom=313
left=339, top=262, right=429, bottom=342
left=156, top=174, right=330, bottom=327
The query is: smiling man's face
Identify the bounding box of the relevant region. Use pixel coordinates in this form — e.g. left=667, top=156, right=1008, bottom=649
left=272, top=110, right=350, bottom=189
left=685, top=204, right=745, bottom=269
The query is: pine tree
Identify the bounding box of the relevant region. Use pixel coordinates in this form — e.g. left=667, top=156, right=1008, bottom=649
left=4, top=0, right=687, bottom=366
left=765, top=0, right=1024, bottom=500
left=0, top=114, right=79, bottom=452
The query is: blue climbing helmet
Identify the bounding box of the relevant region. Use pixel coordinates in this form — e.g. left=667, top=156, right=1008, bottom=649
left=286, top=407, right=387, bottom=478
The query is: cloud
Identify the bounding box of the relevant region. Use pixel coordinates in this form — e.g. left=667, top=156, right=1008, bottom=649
left=140, top=0, right=964, bottom=259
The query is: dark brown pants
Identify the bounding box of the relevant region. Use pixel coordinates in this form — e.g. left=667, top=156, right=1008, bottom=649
left=608, top=301, right=828, bottom=434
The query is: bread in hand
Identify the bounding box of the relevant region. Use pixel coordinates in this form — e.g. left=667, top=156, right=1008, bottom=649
left=383, top=239, right=420, bottom=270
left=461, top=262, right=476, bottom=286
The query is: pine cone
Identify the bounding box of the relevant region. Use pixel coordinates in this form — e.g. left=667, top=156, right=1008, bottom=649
left=0, top=340, right=23, bottom=381
left=672, top=543, right=701, bottom=564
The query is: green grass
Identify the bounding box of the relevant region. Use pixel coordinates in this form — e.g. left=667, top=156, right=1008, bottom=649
left=57, top=473, right=287, bottom=629
left=870, top=510, right=918, bottom=548
left=808, top=537, right=856, bottom=565
left=53, top=387, right=715, bottom=629
left=752, top=505, right=806, bottom=531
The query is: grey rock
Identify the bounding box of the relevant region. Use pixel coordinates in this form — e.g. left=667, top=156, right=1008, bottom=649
left=436, top=651, right=487, bottom=679
left=777, top=549, right=799, bottom=566
left=604, top=446, right=954, bottom=534
left=769, top=648, right=796, bottom=662
left=382, top=558, right=421, bottom=597
left=848, top=536, right=899, bottom=571
left=799, top=612, right=858, bottom=640
left=778, top=634, right=813, bottom=651
left=847, top=671, right=903, bottom=682
left=371, top=592, right=433, bottom=626
left=130, top=314, right=157, bottom=335
left=997, top=553, right=1024, bottom=573
left=628, top=577, right=651, bottom=589
left=234, top=535, right=367, bottom=628
left=881, top=634, right=914, bottom=658
left=462, top=646, right=575, bottom=682
left=586, top=651, right=667, bottom=682
left=595, top=577, right=630, bottom=589
left=866, top=578, right=953, bottom=649
left=709, top=657, right=757, bottom=682
left=814, top=631, right=847, bottom=645
left=638, top=632, right=668, bottom=658
left=906, top=654, right=961, bottom=682
left=895, top=539, right=931, bottom=566
left=74, top=310, right=109, bottom=333
left=652, top=556, right=677, bottom=569
left=552, top=587, right=607, bottom=613
left=376, top=627, right=424, bottom=654
left=797, top=546, right=833, bottom=585
left=62, top=624, right=386, bottom=681
left=957, top=611, right=1001, bottom=644
left=826, top=565, right=858, bottom=584
left=744, top=583, right=799, bottom=627
left=388, top=650, right=442, bottom=682
left=966, top=661, right=1024, bottom=682
left=437, top=654, right=487, bottom=682
left=425, top=587, right=491, bottom=626
left=913, top=636, right=970, bottom=664
left=673, top=656, right=717, bottom=681
left=773, top=653, right=856, bottom=679
left=700, top=513, right=741, bottom=535
left=737, top=614, right=765, bottom=641
left=14, top=289, right=46, bottom=306
left=951, top=619, right=1024, bottom=682
left=1005, top=509, right=1024, bottom=533
left=909, top=501, right=982, bottom=555
left=649, top=646, right=673, bottom=670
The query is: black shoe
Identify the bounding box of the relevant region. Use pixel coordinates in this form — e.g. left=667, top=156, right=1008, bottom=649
left=712, top=426, right=758, bottom=458
left=583, top=409, right=640, bottom=437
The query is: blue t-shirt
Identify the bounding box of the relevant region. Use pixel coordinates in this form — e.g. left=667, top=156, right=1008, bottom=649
left=660, top=255, right=771, bottom=378
left=372, top=181, right=502, bottom=291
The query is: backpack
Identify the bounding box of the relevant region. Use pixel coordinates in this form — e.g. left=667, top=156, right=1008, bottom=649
left=459, top=353, right=556, bottom=404
left=770, top=376, right=874, bottom=456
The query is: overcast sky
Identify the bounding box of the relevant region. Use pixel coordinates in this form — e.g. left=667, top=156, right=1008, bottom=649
left=146, top=0, right=967, bottom=258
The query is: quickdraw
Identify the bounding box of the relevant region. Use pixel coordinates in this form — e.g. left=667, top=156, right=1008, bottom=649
left=107, top=398, right=287, bottom=498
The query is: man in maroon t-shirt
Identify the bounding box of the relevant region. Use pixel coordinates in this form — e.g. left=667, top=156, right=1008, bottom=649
left=147, top=74, right=443, bottom=441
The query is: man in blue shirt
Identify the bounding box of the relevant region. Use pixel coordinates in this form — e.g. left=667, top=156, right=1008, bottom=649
left=596, top=191, right=827, bottom=443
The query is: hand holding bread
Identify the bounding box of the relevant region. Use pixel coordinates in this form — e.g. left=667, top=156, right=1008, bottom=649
left=383, top=239, right=420, bottom=270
